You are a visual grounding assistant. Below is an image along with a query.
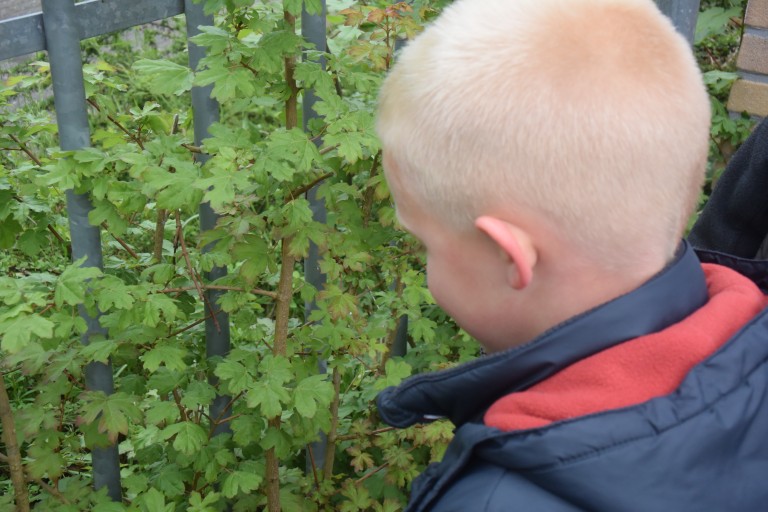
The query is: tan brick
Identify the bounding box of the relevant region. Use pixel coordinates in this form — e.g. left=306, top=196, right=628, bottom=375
left=746, top=0, right=768, bottom=29
left=736, top=33, right=768, bottom=74
left=728, top=79, right=768, bottom=117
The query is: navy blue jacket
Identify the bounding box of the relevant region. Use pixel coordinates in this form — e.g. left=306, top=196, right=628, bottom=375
left=378, top=243, right=768, bottom=511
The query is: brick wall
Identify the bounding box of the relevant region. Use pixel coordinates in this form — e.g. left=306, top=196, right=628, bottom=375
left=729, top=0, right=768, bottom=117
left=0, top=0, right=41, bottom=20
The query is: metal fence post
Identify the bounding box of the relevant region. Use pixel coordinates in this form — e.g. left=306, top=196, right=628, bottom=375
left=183, top=0, right=232, bottom=436
left=40, top=0, right=122, bottom=501
left=301, top=0, right=330, bottom=473
left=655, top=0, right=701, bottom=44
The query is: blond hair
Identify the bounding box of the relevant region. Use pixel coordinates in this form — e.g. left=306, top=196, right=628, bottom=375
left=377, top=0, right=711, bottom=267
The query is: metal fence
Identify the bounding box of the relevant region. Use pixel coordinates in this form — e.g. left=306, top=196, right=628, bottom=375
left=0, top=0, right=701, bottom=502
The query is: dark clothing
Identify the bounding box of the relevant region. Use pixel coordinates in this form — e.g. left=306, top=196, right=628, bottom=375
left=377, top=244, right=768, bottom=511
left=689, top=118, right=768, bottom=259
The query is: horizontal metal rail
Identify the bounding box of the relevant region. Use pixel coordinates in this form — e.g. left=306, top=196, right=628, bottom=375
left=0, top=0, right=184, bottom=61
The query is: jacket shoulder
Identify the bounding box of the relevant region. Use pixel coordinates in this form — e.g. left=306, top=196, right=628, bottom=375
left=424, top=460, right=584, bottom=512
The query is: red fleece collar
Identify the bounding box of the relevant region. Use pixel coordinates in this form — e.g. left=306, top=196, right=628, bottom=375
left=484, top=264, right=768, bottom=432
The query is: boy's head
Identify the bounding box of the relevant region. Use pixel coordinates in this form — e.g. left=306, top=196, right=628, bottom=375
left=377, top=0, right=711, bottom=351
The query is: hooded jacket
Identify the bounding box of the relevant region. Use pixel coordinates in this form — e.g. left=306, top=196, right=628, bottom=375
left=377, top=243, right=768, bottom=511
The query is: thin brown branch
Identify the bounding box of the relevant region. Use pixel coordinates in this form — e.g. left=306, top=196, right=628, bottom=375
left=181, top=143, right=202, bottom=154
left=166, top=311, right=213, bottom=338
left=336, top=426, right=396, bottom=442
left=86, top=98, right=145, bottom=150
left=4, top=136, right=70, bottom=254
left=175, top=211, right=221, bottom=332
left=240, top=58, right=260, bottom=78
left=307, top=444, right=321, bottom=489
left=0, top=453, right=71, bottom=506
left=153, top=209, right=167, bottom=262
left=0, top=372, right=31, bottom=512
left=323, top=366, right=341, bottom=479
left=158, top=285, right=278, bottom=300
left=213, top=391, right=245, bottom=425
left=354, top=446, right=418, bottom=486
left=285, top=172, right=334, bottom=203
left=7, top=132, right=42, bottom=166
left=361, top=152, right=381, bottom=228
left=103, top=225, right=139, bottom=259
left=318, top=143, right=339, bottom=156
left=172, top=388, right=189, bottom=422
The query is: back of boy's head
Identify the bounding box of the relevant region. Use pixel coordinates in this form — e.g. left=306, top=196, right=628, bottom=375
left=377, top=0, right=711, bottom=268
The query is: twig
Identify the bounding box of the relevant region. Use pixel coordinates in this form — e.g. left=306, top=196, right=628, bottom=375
left=175, top=210, right=221, bottom=331
left=4, top=138, right=70, bottom=253
left=104, top=227, right=139, bottom=259
left=361, top=152, right=381, bottom=228
left=7, top=132, right=42, bottom=166
left=0, top=453, right=70, bottom=506
left=354, top=446, right=418, bottom=486
left=285, top=172, right=334, bottom=203
left=153, top=209, right=167, bottom=262
left=336, top=426, right=396, bottom=442
left=166, top=311, right=214, bottom=338
left=0, top=372, right=31, bottom=511
left=323, top=366, right=341, bottom=479
left=307, top=444, right=321, bottom=489
left=318, top=143, right=339, bottom=156
left=171, top=388, right=189, bottom=422
left=158, top=285, right=278, bottom=300
left=86, top=98, right=145, bottom=150
left=181, top=143, right=202, bottom=154
left=266, top=9, right=300, bottom=510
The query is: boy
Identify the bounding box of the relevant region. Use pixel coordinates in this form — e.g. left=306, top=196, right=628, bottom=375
left=375, top=0, right=768, bottom=510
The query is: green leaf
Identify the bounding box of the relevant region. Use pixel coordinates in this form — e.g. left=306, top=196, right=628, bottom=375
left=222, top=469, right=263, bottom=498
left=195, top=65, right=255, bottom=101
left=141, top=343, right=188, bottom=372
left=80, top=339, right=118, bottom=364
left=695, top=7, right=741, bottom=45
left=188, top=491, right=221, bottom=512
left=145, top=400, right=181, bottom=426
left=0, top=218, right=21, bottom=249
left=293, top=374, right=334, bottom=419
left=140, top=488, right=175, bottom=512
left=180, top=380, right=216, bottom=409
left=0, top=314, right=55, bottom=353
left=267, top=128, right=322, bottom=173
left=134, top=59, right=194, bottom=95
left=161, top=421, right=208, bottom=456
left=80, top=392, right=143, bottom=444
left=214, top=359, right=252, bottom=394
left=375, top=358, right=412, bottom=390
left=284, top=0, right=304, bottom=15
left=27, top=446, right=64, bottom=480
left=54, top=260, right=101, bottom=307
left=232, top=235, right=269, bottom=283
left=156, top=464, right=187, bottom=497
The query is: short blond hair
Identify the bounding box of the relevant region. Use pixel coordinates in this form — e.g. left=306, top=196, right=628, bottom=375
left=377, top=0, right=710, bottom=267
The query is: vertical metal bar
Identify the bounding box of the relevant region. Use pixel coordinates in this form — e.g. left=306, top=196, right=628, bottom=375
left=655, top=0, right=701, bottom=45
left=391, top=315, right=408, bottom=358
left=184, top=0, right=231, bottom=436
left=302, top=0, right=329, bottom=473
left=40, top=0, right=121, bottom=501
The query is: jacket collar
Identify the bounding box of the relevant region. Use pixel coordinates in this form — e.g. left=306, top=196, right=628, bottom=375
left=377, top=241, right=708, bottom=428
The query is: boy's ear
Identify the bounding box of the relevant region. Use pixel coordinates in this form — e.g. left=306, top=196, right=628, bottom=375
left=475, top=216, right=538, bottom=289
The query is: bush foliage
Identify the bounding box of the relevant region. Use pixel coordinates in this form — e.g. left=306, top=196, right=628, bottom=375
left=0, top=0, right=755, bottom=510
